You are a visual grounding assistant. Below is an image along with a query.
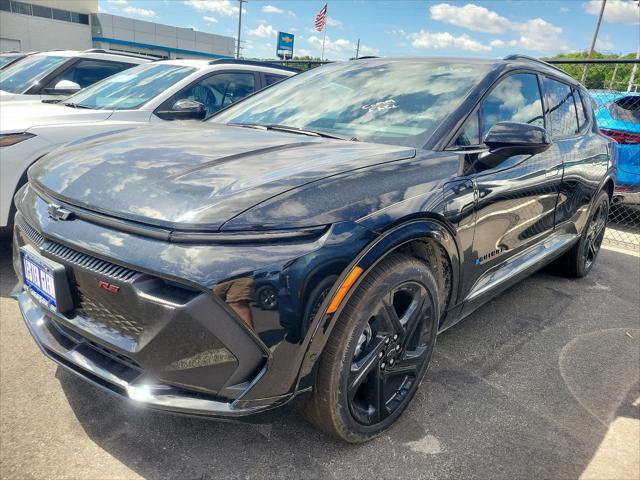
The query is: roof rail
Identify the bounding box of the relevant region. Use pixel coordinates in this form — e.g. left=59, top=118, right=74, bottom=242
left=503, top=54, right=572, bottom=78
left=354, top=56, right=379, bottom=60
left=83, top=48, right=161, bottom=60
left=208, top=58, right=301, bottom=72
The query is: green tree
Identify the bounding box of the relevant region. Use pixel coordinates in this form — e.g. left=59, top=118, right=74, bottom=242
left=544, top=51, right=637, bottom=90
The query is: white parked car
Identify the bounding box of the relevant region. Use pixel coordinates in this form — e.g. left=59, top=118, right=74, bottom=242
left=0, top=49, right=152, bottom=103
left=0, top=59, right=297, bottom=230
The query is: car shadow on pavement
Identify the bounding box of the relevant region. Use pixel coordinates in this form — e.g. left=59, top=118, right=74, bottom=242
left=53, top=249, right=640, bottom=480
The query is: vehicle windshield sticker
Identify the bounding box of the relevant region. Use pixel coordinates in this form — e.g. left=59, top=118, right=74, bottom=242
left=362, top=99, right=398, bottom=113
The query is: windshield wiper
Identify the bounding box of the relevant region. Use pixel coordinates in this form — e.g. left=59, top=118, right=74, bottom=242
left=62, top=102, right=92, bottom=109
left=232, top=123, right=358, bottom=141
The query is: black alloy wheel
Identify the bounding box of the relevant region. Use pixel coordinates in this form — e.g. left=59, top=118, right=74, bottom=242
left=348, top=281, right=433, bottom=425
left=559, top=190, right=610, bottom=278
left=582, top=197, right=608, bottom=271
left=304, top=254, right=439, bottom=443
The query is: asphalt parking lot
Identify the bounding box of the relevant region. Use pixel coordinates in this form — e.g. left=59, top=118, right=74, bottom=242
left=1, top=239, right=638, bottom=480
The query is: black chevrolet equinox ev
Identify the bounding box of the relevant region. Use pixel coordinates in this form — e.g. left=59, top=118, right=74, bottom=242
left=13, top=56, right=616, bottom=442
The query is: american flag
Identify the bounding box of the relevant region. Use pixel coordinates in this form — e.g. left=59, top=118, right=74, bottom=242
left=315, top=4, right=327, bottom=32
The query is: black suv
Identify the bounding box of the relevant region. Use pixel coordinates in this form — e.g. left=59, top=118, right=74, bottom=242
left=12, top=56, right=615, bottom=442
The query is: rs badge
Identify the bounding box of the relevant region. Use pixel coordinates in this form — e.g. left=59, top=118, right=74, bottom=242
left=97, top=280, right=120, bottom=293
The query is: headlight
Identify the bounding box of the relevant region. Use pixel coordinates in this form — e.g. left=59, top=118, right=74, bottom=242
left=0, top=133, right=36, bottom=147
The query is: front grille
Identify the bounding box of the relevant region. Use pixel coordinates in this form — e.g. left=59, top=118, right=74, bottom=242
left=16, top=215, right=139, bottom=281
left=47, top=242, right=138, bottom=281
left=75, top=286, right=144, bottom=340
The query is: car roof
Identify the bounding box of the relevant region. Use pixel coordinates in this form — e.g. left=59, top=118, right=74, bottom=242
left=153, top=58, right=297, bottom=75
left=25, top=49, right=152, bottom=64
left=352, top=55, right=580, bottom=86
left=32, top=50, right=79, bottom=58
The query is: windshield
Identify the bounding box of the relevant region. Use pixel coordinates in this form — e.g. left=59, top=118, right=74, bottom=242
left=0, top=54, right=68, bottom=93
left=64, top=63, right=196, bottom=110
left=0, top=54, right=22, bottom=68
left=213, top=60, right=489, bottom=147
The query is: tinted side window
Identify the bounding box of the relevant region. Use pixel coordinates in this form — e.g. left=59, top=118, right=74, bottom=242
left=574, top=89, right=589, bottom=131
left=543, top=77, right=578, bottom=138
left=265, top=74, right=286, bottom=86
left=480, top=73, right=544, bottom=135
left=455, top=108, right=480, bottom=146
left=45, top=59, right=134, bottom=90
left=173, top=72, right=256, bottom=116
left=453, top=73, right=543, bottom=146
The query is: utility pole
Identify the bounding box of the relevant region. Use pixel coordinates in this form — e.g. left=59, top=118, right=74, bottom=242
left=236, top=0, right=245, bottom=59
left=582, top=0, right=606, bottom=84
left=355, top=38, right=360, bottom=59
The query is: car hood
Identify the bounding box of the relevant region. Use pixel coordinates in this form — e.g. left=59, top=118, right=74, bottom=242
left=30, top=123, right=416, bottom=231
left=0, top=92, right=44, bottom=103
left=0, top=101, right=113, bottom=133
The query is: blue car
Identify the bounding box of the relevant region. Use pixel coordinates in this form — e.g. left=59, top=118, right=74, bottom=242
left=592, top=91, right=640, bottom=205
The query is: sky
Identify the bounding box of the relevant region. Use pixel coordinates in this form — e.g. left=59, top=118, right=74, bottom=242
left=98, top=0, right=640, bottom=60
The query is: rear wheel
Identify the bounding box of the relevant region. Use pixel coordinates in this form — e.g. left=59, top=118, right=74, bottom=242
left=303, top=254, right=439, bottom=443
left=560, top=190, right=610, bottom=278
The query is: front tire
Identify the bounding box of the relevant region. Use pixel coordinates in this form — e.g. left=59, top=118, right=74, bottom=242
left=560, top=190, right=610, bottom=278
left=303, top=254, right=439, bottom=443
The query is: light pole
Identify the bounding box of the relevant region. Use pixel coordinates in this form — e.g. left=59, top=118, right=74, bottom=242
left=236, top=0, right=245, bottom=59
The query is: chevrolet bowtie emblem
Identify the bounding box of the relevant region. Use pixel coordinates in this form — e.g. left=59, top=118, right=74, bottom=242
left=47, top=203, right=74, bottom=221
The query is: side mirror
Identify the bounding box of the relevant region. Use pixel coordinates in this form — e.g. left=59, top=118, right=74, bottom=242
left=45, top=79, right=81, bottom=95
left=156, top=99, right=207, bottom=121
left=479, top=122, right=551, bottom=168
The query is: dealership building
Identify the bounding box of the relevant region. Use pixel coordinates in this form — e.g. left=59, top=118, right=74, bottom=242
left=0, top=0, right=235, bottom=59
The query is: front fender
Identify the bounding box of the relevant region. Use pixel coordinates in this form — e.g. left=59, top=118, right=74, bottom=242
left=295, top=218, right=461, bottom=391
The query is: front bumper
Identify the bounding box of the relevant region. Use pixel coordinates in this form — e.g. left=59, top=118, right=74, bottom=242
left=17, top=291, right=289, bottom=417
left=12, top=183, right=376, bottom=416
left=12, top=215, right=292, bottom=417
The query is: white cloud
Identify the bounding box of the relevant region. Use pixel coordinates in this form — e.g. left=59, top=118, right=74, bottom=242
left=184, top=0, right=245, bottom=17
left=489, top=39, right=518, bottom=49
left=107, top=0, right=128, bottom=4
left=514, top=18, right=569, bottom=52
left=261, top=5, right=295, bottom=17
left=307, top=35, right=378, bottom=59
left=429, top=3, right=511, bottom=33
left=596, top=34, right=616, bottom=51
left=203, top=15, right=218, bottom=23
left=410, top=30, right=491, bottom=52
left=262, top=5, right=283, bottom=14
left=326, top=16, right=343, bottom=28
left=248, top=24, right=277, bottom=38
left=427, top=2, right=570, bottom=53
left=584, top=0, right=640, bottom=26
left=123, top=6, right=156, bottom=17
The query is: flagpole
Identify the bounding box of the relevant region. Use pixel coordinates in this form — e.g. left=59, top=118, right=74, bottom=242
left=320, top=3, right=328, bottom=61
left=321, top=26, right=327, bottom=61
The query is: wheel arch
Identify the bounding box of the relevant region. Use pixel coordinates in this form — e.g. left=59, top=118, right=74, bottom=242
left=295, top=216, right=461, bottom=392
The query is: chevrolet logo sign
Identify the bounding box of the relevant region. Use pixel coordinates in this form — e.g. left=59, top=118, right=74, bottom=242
left=282, top=36, right=293, bottom=43
left=47, top=203, right=74, bottom=221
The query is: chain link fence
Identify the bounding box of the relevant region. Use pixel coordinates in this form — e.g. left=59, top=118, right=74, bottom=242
left=549, top=59, right=639, bottom=252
